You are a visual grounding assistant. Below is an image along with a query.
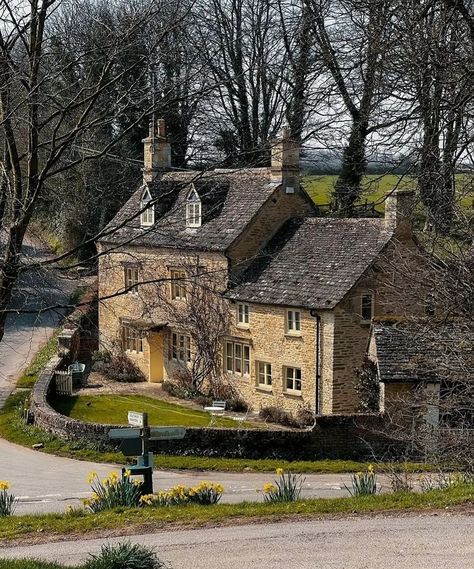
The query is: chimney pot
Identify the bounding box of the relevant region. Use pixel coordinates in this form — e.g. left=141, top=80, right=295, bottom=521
left=384, top=189, right=415, bottom=231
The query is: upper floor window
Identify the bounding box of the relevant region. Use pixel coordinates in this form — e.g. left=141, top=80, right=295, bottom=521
left=171, top=332, right=191, bottom=363
left=122, top=324, right=144, bottom=353
left=225, top=340, right=250, bottom=376
left=237, top=303, right=250, bottom=327
left=124, top=265, right=139, bottom=295
left=186, top=186, right=202, bottom=228
left=170, top=269, right=186, bottom=300
left=286, top=309, right=301, bottom=335
left=140, top=187, right=154, bottom=227
left=361, top=293, right=374, bottom=323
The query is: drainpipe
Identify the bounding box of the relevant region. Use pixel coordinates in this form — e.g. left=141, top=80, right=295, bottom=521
left=310, top=309, right=322, bottom=415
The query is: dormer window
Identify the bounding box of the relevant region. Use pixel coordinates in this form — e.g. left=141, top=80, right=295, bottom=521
left=186, top=186, right=201, bottom=228
left=140, top=187, right=154, bottom=227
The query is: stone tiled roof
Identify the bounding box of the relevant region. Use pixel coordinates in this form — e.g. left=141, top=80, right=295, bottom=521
left=373, top=321, right=474, bottom=384
left=227, top=217, right=393, bottom=309
left=99, top=169, right=279, bottom=251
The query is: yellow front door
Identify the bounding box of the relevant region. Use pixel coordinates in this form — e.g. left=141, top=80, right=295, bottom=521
left=148, top=333, right=164, bottom=382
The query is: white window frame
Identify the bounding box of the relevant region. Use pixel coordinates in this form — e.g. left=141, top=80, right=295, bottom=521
left=237, top=303, right=250, bottom=327
left=171, top=332, right=191, bottom=363
left=225, top=340, right=250, bottom=376
left=361, top=293, right=374, bottom=324
left=284, top=366, right=302, bottom=394
left=124, top=266, right=139, bottom=295
left=286, top=309, right=301, bottom=335
left=140, top=187, right=155, bottom=227
left=257, top=361, right=272, bottom=389
left=186, top=186, right=202, bottom=228
left=170, top=269, right=186, bottom=300
left=122, top=324, right=144, bottom=353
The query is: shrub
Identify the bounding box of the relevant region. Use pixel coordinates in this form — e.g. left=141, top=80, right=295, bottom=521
left=226, top=396, right=249, bottom=412
left=295, top=404, right=315, bottom=427
left=140, top=481, right=224, bottom=507
left=83, top=471, right=142, bottom=512
left=346, top=464, right=377, bottom=496
left=0, top=480, right=17, bottom=516
left=354, top=357, right=380, bottom=412
left=100, top=354, right=145, bottom=383
left=259, top=406, right=299, bottom=428
left=84, top=541, right=166, bottom=569
left=261, top=468, right=304, bottom=503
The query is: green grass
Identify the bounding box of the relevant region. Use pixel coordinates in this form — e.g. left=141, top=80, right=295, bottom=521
left=16, top=329, right=62, bottom=388
left=0, top=562, right=68, bottom=569
left=0, top=484, right=472, bottom=543
left=51, top=394, right=250, bottom=429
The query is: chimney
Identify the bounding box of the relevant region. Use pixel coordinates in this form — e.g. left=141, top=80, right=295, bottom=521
left=142, top=118, right=171, bottom=182
left=271, top=125, right=300, bottom=194
left=384, top=189, right=415, bottom=231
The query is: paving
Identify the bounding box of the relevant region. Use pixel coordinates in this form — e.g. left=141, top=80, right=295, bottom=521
left=0, top=514, right=472, bottom=568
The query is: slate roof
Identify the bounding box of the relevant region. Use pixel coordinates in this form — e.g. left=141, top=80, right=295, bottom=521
left=99, top=169, right=279, bottom=251
left=373, top=321, right=474, bottom=384
left=227, top=217, right=393, bottom=309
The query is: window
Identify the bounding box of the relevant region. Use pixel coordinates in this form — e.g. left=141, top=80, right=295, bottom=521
left=225, top=341, right=250, bottom=376
left=171, top=332, right=191, bottom=363
left=286, top=309, right=301, bottom=334
left=237, top=303, right=250, bottom=326
left=122, top=324, right=143, bottom=353
left=361, top=294, right=374, bottom=323
left=170, top=269, right=186, bottom=300
left=285, top=366, right=302, bottom=393
left=186, top=186, right=202, bottom=228
left=140, top=187, right=154, bottom=227
left=124, top=266, right=139, bottom=295
left=257, top=362, right=272, bottom=387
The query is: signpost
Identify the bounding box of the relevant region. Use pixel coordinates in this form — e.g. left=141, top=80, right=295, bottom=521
left=107, top=411, right=187, bottom=495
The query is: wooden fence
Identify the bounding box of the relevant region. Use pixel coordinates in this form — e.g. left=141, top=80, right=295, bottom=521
left=54, top=371, right=72, bottom=396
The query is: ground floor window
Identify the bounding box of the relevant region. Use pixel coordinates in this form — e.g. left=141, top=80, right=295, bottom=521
left=171, top=332, right=191, bottom=363
left=121, top=324, right=144, bottom=353
left=225, top=341, right=250, bottom=376
left=285, top=366, right=302, bottom=393
left=257, top=362, right=272, bottom=387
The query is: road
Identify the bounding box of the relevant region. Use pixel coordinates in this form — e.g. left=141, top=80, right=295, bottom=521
left=0, top=237, right=77, bottom=408
left=1, top=514, right=472, bottom=568
left=0, top=438, right=361, bottom=514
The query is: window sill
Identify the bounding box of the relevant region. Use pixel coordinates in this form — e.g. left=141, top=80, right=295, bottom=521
left=284, top=389, right=302, bottom=398
left=236, top=324, right=250, bottom=330
left=285, top=332, right=302, bottom=339
left=256, top=385, right=273, bottom=393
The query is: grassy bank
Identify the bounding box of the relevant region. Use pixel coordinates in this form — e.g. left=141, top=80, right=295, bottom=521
left=16, top=330, right=62, bottom=388
left=0, top=484, right=473, bottom=543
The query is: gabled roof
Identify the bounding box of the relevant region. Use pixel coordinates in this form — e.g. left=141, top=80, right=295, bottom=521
left=99, top=169, right=280, bottom=252
left=227, top=217, right=394, bottom=309
left=372, top=321, right=474, bottom=384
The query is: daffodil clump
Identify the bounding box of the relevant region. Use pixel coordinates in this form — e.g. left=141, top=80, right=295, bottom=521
left=261, top=468, right=304, bottom=503
left=346, top=464, right=377, bottom=497
left=0, top=480, right=17, bottom=517
left=83, top=470, right=142, bottom=513
left=139, top=481, right=224, bottom=507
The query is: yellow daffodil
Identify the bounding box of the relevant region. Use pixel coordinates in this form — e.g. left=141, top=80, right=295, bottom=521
left=276, top=468, right=284, bottom=476
left=124, top=469, right=132, bottom=478
left=367, top=464, right=375, bottom=473
left=263, top=483, right=277, bottom=494
left=0, top=481, right=10, bottom=491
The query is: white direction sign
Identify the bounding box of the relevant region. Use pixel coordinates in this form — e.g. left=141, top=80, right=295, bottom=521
left=128, top=411, right=145, bottom=427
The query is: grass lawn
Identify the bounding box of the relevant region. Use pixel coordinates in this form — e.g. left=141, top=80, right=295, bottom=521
left=0, top=484, right=473, bottom=543
left=16, top=329, right=62, bottom=388
left=0, top=563, right=67, bottom=569
left=51, top=393, right=249, bottom=428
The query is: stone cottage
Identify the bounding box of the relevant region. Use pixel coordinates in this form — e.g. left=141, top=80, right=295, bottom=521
left=97, top=119, right=423, bottom=415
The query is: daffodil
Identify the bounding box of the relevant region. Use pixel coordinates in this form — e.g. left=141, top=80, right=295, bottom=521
left=276, top=468, right=284, bottom=476
left=0, top=481, right=10, bottom=491
left=263, top=483, right=277, bottom=494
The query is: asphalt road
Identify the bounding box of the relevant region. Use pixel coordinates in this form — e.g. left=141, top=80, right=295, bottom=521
left=0, top=438, right=359, bottom=514
left=0, top=237, right=76, bottom=408
left=1, top=514, right=472, bottom=568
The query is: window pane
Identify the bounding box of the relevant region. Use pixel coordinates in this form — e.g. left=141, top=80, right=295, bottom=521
left=294, top=311, right=301, bottom=330
left=234, top=343, right=242, bottom=374
left=243, top=345, right=250, bottom=375
left=226, top=342, right=233, bottom=372
left=361, top=295, right=373, bottom=321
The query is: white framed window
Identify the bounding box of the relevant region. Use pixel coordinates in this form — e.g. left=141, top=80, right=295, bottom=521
left=171, top=332, right=191, bottom=363
left=361, top=293, right=374, bottom=323
left=237, top=303, right=250, bottom=327
left=122, top=324, right=144, bottom=353
left=140, top=187, right=154, bottom=227
left=186, top=186, right=202, bottom=228
left=286, top=309, right=301, bottom=334
left=170, top=269, right=186, bottom=300
left=285, top=366, right=302, bottom=393
left=257, top=362, right=272, bottom=388
left=124, top=266, right=139, bottom=295
left=225, top=341, right=250, bottom=376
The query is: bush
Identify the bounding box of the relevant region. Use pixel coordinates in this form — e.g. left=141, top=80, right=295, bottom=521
left=355, top=357, right=380, bottom=412
left=261, top=468, right=304, bottom=503
left=0, top=480, right=17, bottom=516
left=140, top=481, right=224, bottom=507
left=83, top=471, right=142, bottom=512
left=259, top=406, right=299, bottom=428
left=226, top=396, right=249, bottom=412
left=346, top=465, right=377, bottom=496
left=98, top=354, right=145, bottom=383
left=295, top=404, right=315, bottom=427
left=84, top=541, right=166, bottom=569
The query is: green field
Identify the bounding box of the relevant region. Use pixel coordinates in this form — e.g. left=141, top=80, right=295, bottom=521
left=52, top=394, right=250, bottom=429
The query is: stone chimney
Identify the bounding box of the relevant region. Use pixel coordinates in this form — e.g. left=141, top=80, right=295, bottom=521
left=142, top=118, right=171, bottom=182
left=271, top=125, right=300, bottom=194
left=384, top=189, right=415, bottom=231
